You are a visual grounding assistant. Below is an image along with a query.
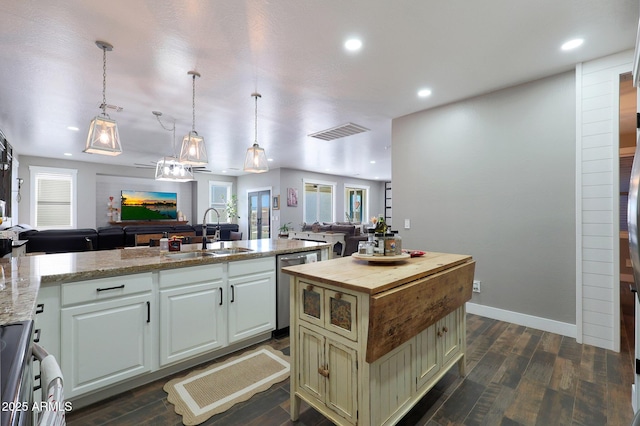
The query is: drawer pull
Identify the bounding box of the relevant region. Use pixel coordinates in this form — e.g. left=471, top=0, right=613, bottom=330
left=96, top=284, right=125, bottom=293
left=146, top=301, right=151, bottom=323
left=33, top=328, right=41, bottom=343
left=306, top=284, right=314, bottom=291
left=34, top=374, right=41, bottom=391
left=318, top=366, right=330, bottom=378
left=334, top=292, right=342, bottom=300
left=35, top=304, right=44, bottom=315
left=442, top=326, right=449, bottom=333
left=437, top=330, right=443, bottom=337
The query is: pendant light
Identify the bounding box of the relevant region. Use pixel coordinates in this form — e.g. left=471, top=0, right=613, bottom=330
left=153, top=111, right=194, bottom=182
left=243, top=92, right=269, bottom=173
left=84, top=41, right=123, bottom=156
left=179, top=71, right=208, bottom=165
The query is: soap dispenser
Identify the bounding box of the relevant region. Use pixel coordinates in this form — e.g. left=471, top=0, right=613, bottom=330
left=159, top=232, right=169, bottom=252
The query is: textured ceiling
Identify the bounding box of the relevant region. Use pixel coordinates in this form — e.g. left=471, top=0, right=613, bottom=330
left=0, top=1, right=637, bottom=181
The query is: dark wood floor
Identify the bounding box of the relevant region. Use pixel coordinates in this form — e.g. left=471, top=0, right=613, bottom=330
left=66, top=290, right=636, bottom=426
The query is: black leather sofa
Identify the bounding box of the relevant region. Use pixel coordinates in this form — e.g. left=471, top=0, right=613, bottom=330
left=20, top=223, right=241, bottom=254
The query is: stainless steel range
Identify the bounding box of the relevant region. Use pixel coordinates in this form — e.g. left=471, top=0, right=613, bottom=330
left=0, top=320, right=34, bottom=426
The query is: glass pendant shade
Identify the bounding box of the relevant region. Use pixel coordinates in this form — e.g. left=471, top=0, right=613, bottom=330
left=155, top=157, right=194, bottom=182
left=84, top=115, right=122, bottom=155
left=179, top=131, right=208, bottom=165
left=243, top=143, right=269, bottom=173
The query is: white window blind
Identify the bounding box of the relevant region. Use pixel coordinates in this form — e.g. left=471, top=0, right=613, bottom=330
left=209, top=181, right=232, bottom=223
left=303, top=180, right=335, bottom=223
left=30, top=167, right=77, bottom=229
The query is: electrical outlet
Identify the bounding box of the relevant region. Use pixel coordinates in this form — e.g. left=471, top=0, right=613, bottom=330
left=473, top=280, right=481, bottom=293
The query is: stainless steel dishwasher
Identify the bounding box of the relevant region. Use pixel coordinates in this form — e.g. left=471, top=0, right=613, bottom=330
left=276, top=250, right=320, bottom=335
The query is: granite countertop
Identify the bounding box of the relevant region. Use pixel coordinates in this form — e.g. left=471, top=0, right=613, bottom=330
left=0, top=239, right=329, bottom=325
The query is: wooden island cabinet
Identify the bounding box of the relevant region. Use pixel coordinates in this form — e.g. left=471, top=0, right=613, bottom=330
left=283, top=251, right=475, bottom=426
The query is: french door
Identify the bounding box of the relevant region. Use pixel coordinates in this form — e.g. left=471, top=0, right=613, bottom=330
left=248, top=190, right=271, bottom=239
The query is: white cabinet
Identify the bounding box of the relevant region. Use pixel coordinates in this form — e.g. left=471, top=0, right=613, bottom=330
left=294, top=281, right=360, bottom=425
left=298, top=326, right=358, bottom=423
left=415, top=307, right=464, bottom=391
left=159, top=264, right=225, bottom=366
left=33, top=284, right=61, bottom=404
left=228, top=257, right=276, bottom=343
left=60, top=273, right=154, bottom=398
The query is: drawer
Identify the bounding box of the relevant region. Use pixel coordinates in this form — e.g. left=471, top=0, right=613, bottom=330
left=297, top=280, right=358, bottom=342
left=61, top=273, right=153, bottom=306
left=228, top=256, right=275, bottom=277
left=159, top=264, right=224, bottom=288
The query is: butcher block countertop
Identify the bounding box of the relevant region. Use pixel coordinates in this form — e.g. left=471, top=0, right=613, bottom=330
left=282, top=251, right=472, bottom=295
left=284, top=251, right=476, bottom=363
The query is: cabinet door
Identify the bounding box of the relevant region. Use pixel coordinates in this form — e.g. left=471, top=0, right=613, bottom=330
left=440, top=308, right=463, bottom=366
left=160, top=281, right=225, bottom=366
left=61, top=293, right=153, bottom=398
left=415, top=322, right=441, bottom=391
left=325, top=289, right=358, bottom=342
left=298, top=281, right=324, bottom=328
left=325, top=339, right=358, bottom=424
left=228, top=271, right=275, bottom=343
left=298, top=326, right=325, bottom=402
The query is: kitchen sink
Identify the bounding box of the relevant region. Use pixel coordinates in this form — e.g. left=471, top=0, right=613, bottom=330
left=205, top=247, right=254, bottom=255
left=163, top=251, right=218, bottom=260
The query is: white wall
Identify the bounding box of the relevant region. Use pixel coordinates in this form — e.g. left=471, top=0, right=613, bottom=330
left=393, top=71, right=576, bottom=333
left=576, top=50, right=633, bottom=351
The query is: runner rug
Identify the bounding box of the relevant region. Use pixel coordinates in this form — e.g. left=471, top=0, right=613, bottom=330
left=164, top=345, right=290, bottom=425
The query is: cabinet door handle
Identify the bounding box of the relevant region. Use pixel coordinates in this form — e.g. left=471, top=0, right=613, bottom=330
left=35, top=303, right=44, bottom=314
left=96, top=284, right=125, bottom=292
left=230, top=285, right=235, bottom=303
left=442, top=326, right=449, bottom=333
left=219, top=287, right=223, bottom=306
left=318, top=366, right=330, bottom=378
left=306, top=284, right=314, bottom=291
left=34, top=374, right=41, bottom=391
left=33, top=328, right=41, bottom=343
left=437, top=330, right=443, bottom=337
left=146, top=301, right=151, bottom=323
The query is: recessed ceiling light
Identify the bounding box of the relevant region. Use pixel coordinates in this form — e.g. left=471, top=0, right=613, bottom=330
left=370, top=160, right=376, bottom=164
left=267, top=158, right=273, bottom=162
left=561, top=38, right=583, bottom=51
left=344, top=38, right=362, bottom=51
left=418, top=89, right=432, bottom=98
left=67, top=126, right=79, bottom=131
left=63, top=153, right=73, bottom=156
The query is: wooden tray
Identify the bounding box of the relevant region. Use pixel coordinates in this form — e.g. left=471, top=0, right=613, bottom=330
left=351, top=252, right=410, bottom=263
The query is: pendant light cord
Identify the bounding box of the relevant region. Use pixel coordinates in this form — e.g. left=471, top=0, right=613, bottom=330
left=254, top=94, right=258, bottom=144
left=102, top=46, right=107, bottom=116
left=192, top=74, right=196, bottom=132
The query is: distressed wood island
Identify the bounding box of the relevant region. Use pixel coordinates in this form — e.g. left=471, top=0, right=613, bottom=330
left=282, top=251, right=475, bottom=426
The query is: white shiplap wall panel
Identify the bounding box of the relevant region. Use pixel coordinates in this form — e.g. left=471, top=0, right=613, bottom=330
left=577, top=50, right=633, bottom=351
left=583, top=248, right=614, bottom=262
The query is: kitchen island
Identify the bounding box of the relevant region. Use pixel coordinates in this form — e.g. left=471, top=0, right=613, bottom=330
left=283, top=251, right=475, bottom=426
left=0, top=239, right=329, bottom=407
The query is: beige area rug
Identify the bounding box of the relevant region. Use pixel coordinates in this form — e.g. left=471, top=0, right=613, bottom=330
left=164, top=345, right=290, bottom=425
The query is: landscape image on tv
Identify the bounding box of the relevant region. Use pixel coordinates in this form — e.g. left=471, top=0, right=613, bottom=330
left=120, top=190, right=177, bottom=221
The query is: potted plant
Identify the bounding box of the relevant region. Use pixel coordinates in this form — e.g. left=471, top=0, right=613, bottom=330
left=278, top=222, right=292, bottom=238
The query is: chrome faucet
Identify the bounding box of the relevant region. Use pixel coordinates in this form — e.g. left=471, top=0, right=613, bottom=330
left=202, top=207, right=221, bottom=249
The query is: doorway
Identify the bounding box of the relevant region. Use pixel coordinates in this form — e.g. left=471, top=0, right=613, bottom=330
left=619, top=71, right=636, bottom=355
left=248, top=190, right=271, bottom=239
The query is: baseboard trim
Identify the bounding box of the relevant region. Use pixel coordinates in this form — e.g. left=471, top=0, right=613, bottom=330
left=466, top=302, right=577, bottom=338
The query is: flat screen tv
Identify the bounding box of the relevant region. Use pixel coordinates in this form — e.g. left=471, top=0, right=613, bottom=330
left=120, top=190, right=177, bottom=221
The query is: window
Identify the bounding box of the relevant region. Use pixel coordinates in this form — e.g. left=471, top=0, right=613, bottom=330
left=303, top=180, right=335, bottom=223
left=209, top=181, right=233, bottom=223
left=345, top=184, right=369, bottom=223
left=30, top=166, right=77, bottom=229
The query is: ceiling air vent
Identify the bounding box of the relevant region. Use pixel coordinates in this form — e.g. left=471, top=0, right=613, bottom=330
left=308, top=122, right=369, bottom=141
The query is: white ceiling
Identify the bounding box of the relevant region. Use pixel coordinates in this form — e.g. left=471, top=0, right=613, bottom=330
left=1, top=1, right=638, bottom=181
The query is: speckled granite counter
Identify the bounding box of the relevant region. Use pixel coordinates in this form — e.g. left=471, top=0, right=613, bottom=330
left=0, top=239, right=328, bottom=325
